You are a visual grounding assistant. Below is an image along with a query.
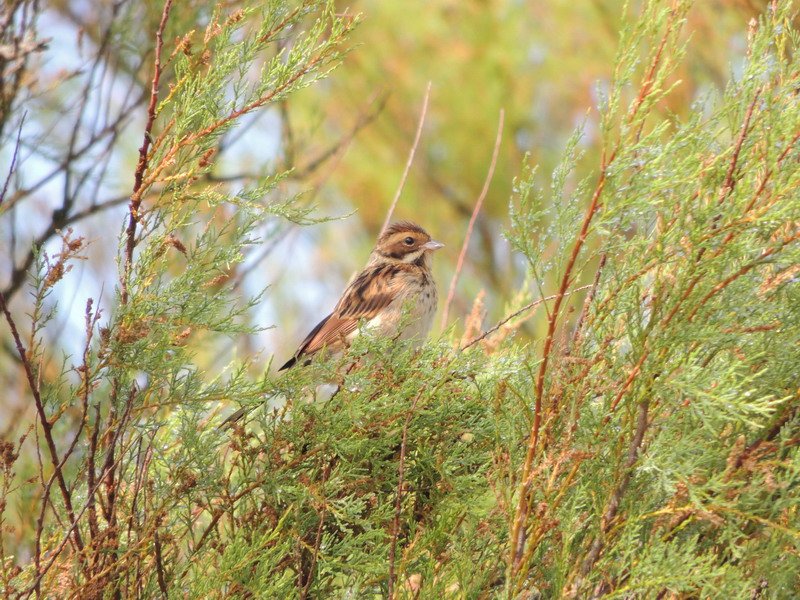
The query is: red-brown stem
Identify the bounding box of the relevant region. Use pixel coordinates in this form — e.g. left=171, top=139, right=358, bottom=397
left=687, top=234, right=799, bottom=322
left=568, top=400, right=650, bottom=597
left=122, top=0, right=173, bottom=305
left=604, top=87, right=764, bottom=419
left=382, top=82, right=432, bottom=233
left=258, top=6, right=303, bottom=44
left=510, top=160, right=609, bottom=574
left=625, top=5, right=676, bottom=130
left=719, top=127, right=800, bottom=249
left=607, top=345, right=650, bottom=415
left=440, top=109, right=504, bottom=330
left=717, top=89, right=761, bottom=205
left=0, top=291, right=85, bottom=559
left=142, top=37, right=350, bottom=202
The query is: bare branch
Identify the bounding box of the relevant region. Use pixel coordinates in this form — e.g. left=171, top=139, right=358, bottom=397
left=381, top=81, right=432, bottom=233
left=0, top=291, right=86, bottom=559
left=440, top=109, right=504, bottom=329
left=121, top=0, right=174, bottom=305
left=460, top=285, right=592, bottom=352
left=0, top=111, right=25, bottom=208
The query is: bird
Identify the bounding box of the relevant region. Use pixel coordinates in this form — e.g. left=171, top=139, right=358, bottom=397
left=221, top=221, right=444, bottom=426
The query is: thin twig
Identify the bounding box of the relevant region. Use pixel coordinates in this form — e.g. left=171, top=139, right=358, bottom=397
left=21, top=428, right=149, bottom=598
left=440, top=109, right=504, bottom=330
left=295, top=90, right=388, bottom=179
left=569, top=400, right=650, bottom=598
left=0, top=112, right=25, bottom=208
left=0, top=291, right=86, bottom=559
left=122, top=0, right=173, bottom=305
left=568, top=253, right=607, bottom=354
left=381, top=82, right=432, bottom=233
left=460, top=285, right=593, bottom=352
left=2, top=193, right=128, bottom=301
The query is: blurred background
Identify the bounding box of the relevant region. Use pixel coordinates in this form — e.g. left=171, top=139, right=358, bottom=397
left=0, top=0, right=775, bottom=417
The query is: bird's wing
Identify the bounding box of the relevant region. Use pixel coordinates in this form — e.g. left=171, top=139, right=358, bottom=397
left=279, top=264, right=400, bottom=370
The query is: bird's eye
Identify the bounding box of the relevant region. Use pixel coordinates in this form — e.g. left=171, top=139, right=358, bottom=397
left=403, top=236, right=415, bottom=246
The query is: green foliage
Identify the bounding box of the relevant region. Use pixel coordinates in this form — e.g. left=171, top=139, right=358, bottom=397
left=1, top=0, right=799, bottom=598
left=503, top=2, right=800, bottom=597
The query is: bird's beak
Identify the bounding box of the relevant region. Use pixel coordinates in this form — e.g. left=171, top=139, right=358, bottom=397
left=422, top=240, right=445, bottom=252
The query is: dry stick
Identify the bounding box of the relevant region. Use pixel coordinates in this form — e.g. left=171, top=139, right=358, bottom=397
left=387, top=390, right=424, bottom=599
left=440, top=109, right=505, bottom=330
left=569, top=400, right=650, bottom=598
left=21, top=429, right=150, bottom=599
left=381, top=82, right=432, bottom=232
left=153, top=518, right=168, bottom=598
left=32, top=299, right=100, bottom=589
left=121, top=0, right=173, bottom=305
left=80, top=299, right=102, bottom=543
left=460, top=285, right=593, bottom=352
left=299, top=508, right=327, bottom=600
left=0, top=292, right=86, bottom=561
left=0, top=112, right=25, bottom=207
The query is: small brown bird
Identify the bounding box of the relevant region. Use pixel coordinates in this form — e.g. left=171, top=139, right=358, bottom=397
left=281, top=221, right=444, bottom=369
left=222, top=221, right=443, bottom=425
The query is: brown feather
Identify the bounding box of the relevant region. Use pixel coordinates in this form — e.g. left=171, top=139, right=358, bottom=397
left=224, top=222, right=441, bottom=427
left=279, top=263, right=402, bottom=368
left=280, top=222, right=441, bottom=371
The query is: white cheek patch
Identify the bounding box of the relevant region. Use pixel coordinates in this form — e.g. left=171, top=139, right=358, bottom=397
left=401, top=249, right=424, bottom=263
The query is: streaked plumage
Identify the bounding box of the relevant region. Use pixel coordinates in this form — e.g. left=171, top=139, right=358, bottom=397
left=280, top=221, right=443, bottom=369
left=221, top=221, right=443, bottom=426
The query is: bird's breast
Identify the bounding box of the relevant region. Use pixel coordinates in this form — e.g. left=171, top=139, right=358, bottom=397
left=368, top=273, right=438, bottom=344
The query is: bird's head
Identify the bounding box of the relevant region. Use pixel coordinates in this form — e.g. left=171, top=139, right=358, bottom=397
left=374, top=221, right=444, bottom=265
